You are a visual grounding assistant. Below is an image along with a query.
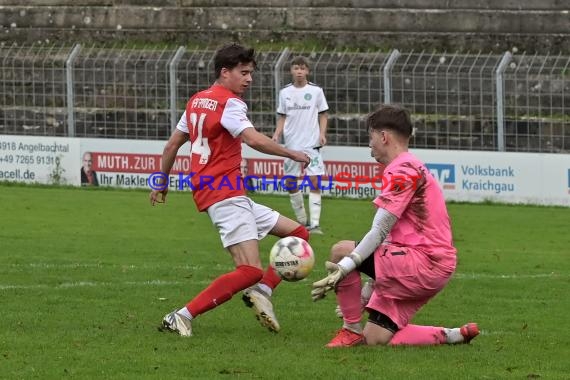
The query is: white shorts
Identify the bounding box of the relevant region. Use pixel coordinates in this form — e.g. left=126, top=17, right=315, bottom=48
left=207, top=196, right=280, bottom=248
left=283, top=148, right=325, bottom=177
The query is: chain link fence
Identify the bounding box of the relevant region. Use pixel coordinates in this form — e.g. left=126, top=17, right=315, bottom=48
left=1, top=43, right=568, bottom=153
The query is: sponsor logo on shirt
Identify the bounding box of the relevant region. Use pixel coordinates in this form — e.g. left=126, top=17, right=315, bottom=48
left=191, top=97, right=218, bottom=111
left=286, top=103, right=311, bottom=111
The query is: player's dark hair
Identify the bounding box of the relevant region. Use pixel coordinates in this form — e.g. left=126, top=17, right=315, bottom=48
left=367, top=104, right=413, bottom=139
left=290, top=56, right=310, bottom=69
left=214, top=43, right=256, bottom=78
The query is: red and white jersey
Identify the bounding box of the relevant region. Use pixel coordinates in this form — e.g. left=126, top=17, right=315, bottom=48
left=176, top=84, right=253, bottom=211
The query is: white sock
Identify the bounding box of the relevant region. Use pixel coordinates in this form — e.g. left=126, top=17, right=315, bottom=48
left=177, top=306, right=193, bottom=320
left=343, top=322, right=362, bottom=334
left=289, top=192, right=307, bottom=225
left=257, top=283, right=272, bottom=297
left=444, top=327, right=463, bottom=344
left=309, top=192, right=322, bottom=227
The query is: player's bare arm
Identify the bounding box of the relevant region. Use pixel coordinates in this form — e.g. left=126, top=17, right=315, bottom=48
left=318, top=112, right=328, bottom=146
left=272, top=115, right=286, bottom=142
left=240, top=127, right=310, bottom=166
left=150, top=129, right=188, bottom=206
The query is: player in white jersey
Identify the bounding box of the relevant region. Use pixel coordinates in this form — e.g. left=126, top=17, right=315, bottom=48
left=272, top=56, right=329, bottom=234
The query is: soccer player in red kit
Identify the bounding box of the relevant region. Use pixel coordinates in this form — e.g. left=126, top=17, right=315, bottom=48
left=150, top=44, right=311, bottom=337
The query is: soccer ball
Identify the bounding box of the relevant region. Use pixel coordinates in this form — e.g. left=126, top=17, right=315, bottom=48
left=269, top=236, right=315, bottom=282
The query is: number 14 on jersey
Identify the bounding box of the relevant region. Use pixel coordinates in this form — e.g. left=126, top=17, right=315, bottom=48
left=190, top=112, right=211, bottom=164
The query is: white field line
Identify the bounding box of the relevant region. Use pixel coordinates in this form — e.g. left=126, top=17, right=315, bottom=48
left=479, top=330, right=517, bottom=336
left=0, top=279, right=189, bottom=290
left=0, top=270, right=567, bottom=291
left=453, top=273, right=568, bottom=279
left=2, top=263, right=568, bottom=279
left=3, top=263, right=568, bottom=279
left=1, top=263, right=204, bottom=270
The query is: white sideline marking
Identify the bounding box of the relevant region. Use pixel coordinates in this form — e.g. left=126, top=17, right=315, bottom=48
left=0, top=280, right=183, bottom=290
left=1, top=272, right=566, bottom=291
left=479, top=330, right=516, bottom=336
left=4, top=263, right=568, bottom=279
left=453, top=273, right=567, bottom=279
left=2, top=263, right=203, bottom=270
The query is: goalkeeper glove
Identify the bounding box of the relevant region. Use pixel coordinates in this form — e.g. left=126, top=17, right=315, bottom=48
left=311, top=261, right=350, bottom=301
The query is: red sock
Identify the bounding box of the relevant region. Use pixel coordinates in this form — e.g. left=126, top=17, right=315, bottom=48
left=260, top=266, right=282, bottom=290
left=288, top=224, right=310, bottom=242
left=186, top=265, right=263, bottom=318
left=261, top=225, right=310, bottom=290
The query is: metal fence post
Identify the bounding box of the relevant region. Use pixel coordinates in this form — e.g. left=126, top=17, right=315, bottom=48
left=65, top=44, right=81, bottom=137
left=383, top=49, right=400, bottom=104
left=495, top=51, right=512, bottom=151
left=274, top=47, right=290, bottom=108
left=169, top=46, right=186, bottom=131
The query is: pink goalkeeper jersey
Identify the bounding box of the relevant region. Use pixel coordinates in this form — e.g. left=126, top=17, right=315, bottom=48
left=373, top=152, right=457, bottom=261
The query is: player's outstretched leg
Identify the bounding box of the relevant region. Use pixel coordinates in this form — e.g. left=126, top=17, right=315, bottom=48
left=326, top=322, right=480, bottom=347
left=160, top=265, right=263, bottom=337
left=458, top=323, right=480, bottom=344
left=159, top=310, right=193, bottom=337
left=242, top=284, right=280, bottom=332
left=389, top=323, right=480, bottom=345
left=242, top=223, right=309, bottom=332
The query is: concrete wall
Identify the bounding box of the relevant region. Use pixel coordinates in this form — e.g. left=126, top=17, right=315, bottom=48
left=1, top=0, right=568, bottom=9
left=0, top=0, right=568, bottom=52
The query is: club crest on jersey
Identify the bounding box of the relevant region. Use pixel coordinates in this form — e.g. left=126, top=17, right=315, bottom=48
left=304, top=93, right=312, bottom=100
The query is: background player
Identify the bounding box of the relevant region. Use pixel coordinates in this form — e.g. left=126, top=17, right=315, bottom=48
left=272, top=56, right=329, bottom=234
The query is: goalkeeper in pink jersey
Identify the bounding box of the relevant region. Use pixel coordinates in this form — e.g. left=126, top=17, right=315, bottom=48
left=312, top=104, right=479, bottom=347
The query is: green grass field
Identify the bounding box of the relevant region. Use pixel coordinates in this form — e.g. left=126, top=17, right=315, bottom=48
left=1, top=184, right=569, bottom=379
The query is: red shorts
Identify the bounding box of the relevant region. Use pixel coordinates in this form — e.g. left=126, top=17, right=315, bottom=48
left=366, top=244, right=456, bottom=329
